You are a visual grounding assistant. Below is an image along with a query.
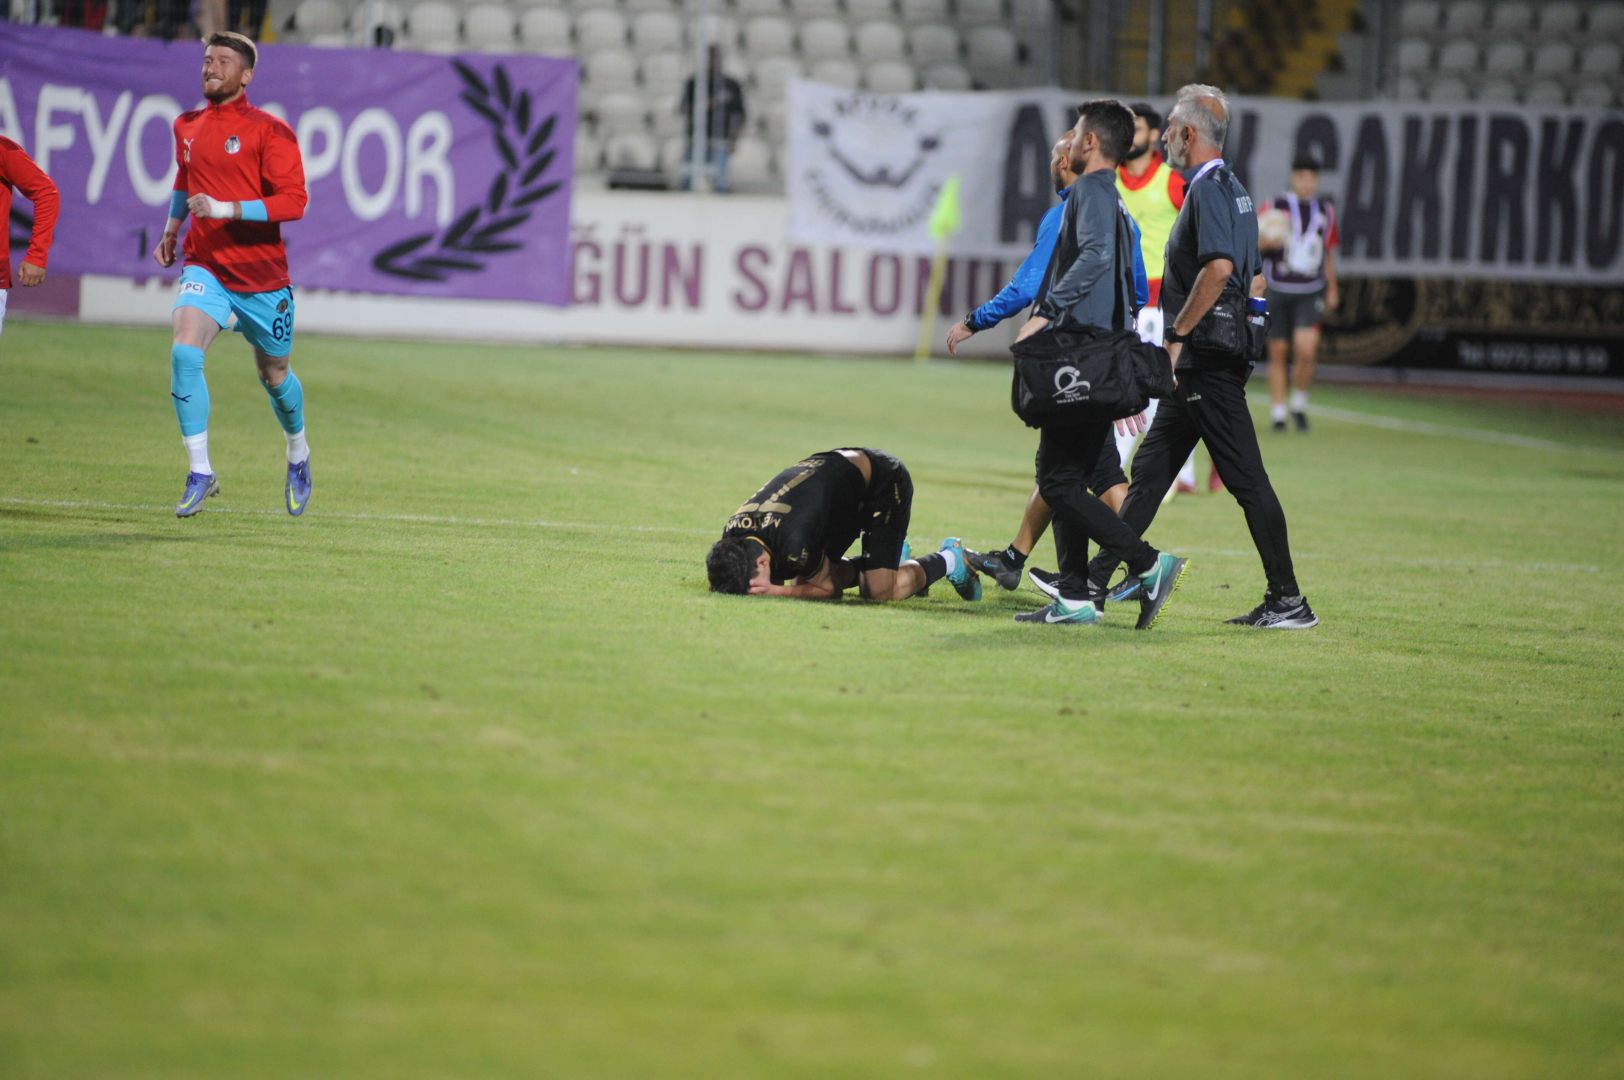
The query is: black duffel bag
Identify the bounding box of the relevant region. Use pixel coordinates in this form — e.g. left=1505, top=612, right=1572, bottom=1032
left=1010, top=325, right=1173, bottom=429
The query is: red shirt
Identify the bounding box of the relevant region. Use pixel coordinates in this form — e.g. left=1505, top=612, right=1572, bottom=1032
left=172, top=95, right=307, bottom=293
left=0, top=136, right=60, bottom=290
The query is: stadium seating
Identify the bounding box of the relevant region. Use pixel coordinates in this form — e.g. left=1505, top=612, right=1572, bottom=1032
left=800, top=19, right=852, bottom=60
left=966, top=26, right=1017, bottom=69
left=810, top=57, right=861, bottom=88
left=734, top=0, right=784, bottom=17
left=1436, top=40, right=1479, bottom=74
left=922, top=62, right=973, bottom=90
left=1443, top=0, right=1485, bottom=32
left=1399, top=1, right=1441, bottom=33
left=642, top=50, right=690, bottom=95
left=650, top=94, right=686, bottom=136
left=743, top=16, right=795, bottom=57
left=864, top=59, right=917, bottom=91
left=518, top=6, right=571, bottom=54
left=1538, top=2, right=1582, bottom=34
left=632, top=11, right=684, bottom=54
left=291, top=0, right=346, bottom=38
left=463, top=4, right=516, bottom=51
left=1591, top=3, right=1624, bottom=34
left=1573, top=80, right=1619, bottom=105
left=899, top=0, right=947, bottom=22
left=1488, top=1, right=1532, bottom=33
left=730, top=137, right=774, bottom=184
left=605, top=132, right=660, bottom=171
left=846, top=0, right=896, bottom=21
left=583, top=47, right=638, bottom=87
left=789, top=0, right=841, bottom=17
left=1523, top=78, right=1566, bottom=105
left=596, top=91, right=650, bottom=136
left=909, top=25, right=961, bottom=65
left=761, top=99, right=789, bottom=141
left=1476, top=76, right=1518, bottom=101
left=1580, top=42, right=1622, bottom=76
left=855, top=21, right=906, bottom=62
left=403, top=1, right=458, bottom=51
left=1426, top=75, right=1470, bottom=100
left=954, top=0, right=1003, bottom=26
left=575, top=129, right=603, bottom=171
left=625, top=0, right=673, bottom=12
left=1396, top=38, right=1433, bottom=74
left=1482, top=41, right=1525, bottom=76
left=752, top=55, right=803, bottom=100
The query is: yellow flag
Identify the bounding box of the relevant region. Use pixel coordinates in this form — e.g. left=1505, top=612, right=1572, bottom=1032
left=927, top=173, right=963, bottom=242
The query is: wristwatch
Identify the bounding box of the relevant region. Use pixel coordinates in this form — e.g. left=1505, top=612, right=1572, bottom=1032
left=1164, top=326, right=1188, bottom=344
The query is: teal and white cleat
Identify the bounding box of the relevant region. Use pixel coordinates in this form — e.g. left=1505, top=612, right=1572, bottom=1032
left=940, top=537, right=982, bottom=601
left=1014, top=598, right=1100, bottom=625
left=899, top=540, right=911, bottom=565
left=175, top=472, right=219, bottom=517
left=1135, top=552, right=1188, bottom=630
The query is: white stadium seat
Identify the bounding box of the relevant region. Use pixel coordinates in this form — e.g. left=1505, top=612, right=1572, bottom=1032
left=583, top=48, right=639, bottom=85
left=789, top=0, right=840, bottom=16
left=1396, top=37, right=1433, bottom=73
left=1488, top=1, right=1531, bottom=33
left=519, top=6, right=572, bottom=52
left=404, top=1, right=458, bottom=49
left=576, top=8, right=629, bottom=51
left=847, top=0, right=895, bottom=20
left=1393, top=74, right=1422, bottom=98
left=744, top=15, right=795, bottom=57
left=1399, top=0, right=1441, bottom=33
left=954, top=0, right=1002, bottom=25
left=575, top=130, right=603, bottom=171
left=922, top=61, right=972, bottom=89
left=1538, top=2, right=1581, bottom=35
left=1442, top=0, right=1484, bottom=32
left=659, top=135, right=690, bottom=174
left=1579, top=42, right=1622, bottom=76
left=761, top=98, right=788, bottom=140
left=1522, top=78, right=1566, bottom=104
left=571, top=0, right=620, bottom=11
left=799, top=18, right=852, bottom=58
left=1425, top=75, right=1470, bottom=100
left=1436, top=40, right=1480, bottom=73
left=1573, top=81, right=1617, bottom=106
left=1483, top=41, right=1525, bottom=74
left=855, top=20, right=906, bottom=61
left=1590, top=3, right=1624, bottom=35
left=810, top=57, right=861, bottom=88
left=464, top=3, right=517, bottom=50
left=310, top=33, right=350, bottom=47
left=730, top=137, right=773, bottom=184
left=900, top=0, right=946, bottom=22
left=596, top=91, right=649, bottom=134
left=965, top=25, right=1016, bottom=67
left=294, top=0, right=345, bottom=35
left=605, top=132, right=660, bottom=171
left=641, top=50, right=689, bottom=94
left=695, top=13, right=740, bottom=50
left=909, top=24, right=960, bottom=63
left=1475, top=76, right=1517, bottom=101
left=632, top=10, right=683, bottom=53
left=649, top=93, right=686, bottom=136
left=625, top=0, right=673, bottom=12
left=733, top=0, right=784, bottom=14
left=752, top=55, right=803, bottom=99
left=864, top=60, right=916, bottom=91
left=1531, top=41, right=1575, bottom=74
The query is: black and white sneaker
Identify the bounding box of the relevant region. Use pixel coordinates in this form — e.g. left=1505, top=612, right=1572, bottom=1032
left=1029, top=566, right=1125, bottom=608
left=964, top=548, right=1024, bottom=591
left=1226, top=594, right=1319, bottom=629
left=1028, top=566, right=1062, bottom=601
left=1292, top=410, right=1311, bottom=433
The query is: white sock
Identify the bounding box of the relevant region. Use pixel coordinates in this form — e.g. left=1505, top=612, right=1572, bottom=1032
left=285, top=428, right=309, bottom=465
left=182, top=432, right=212, bottom=476
left=940, top=546, right=961, bottom=576
left=1177, top=454, right=1196, bottom=487
left=1271, top=402, right=1289, bottom=423
left=1290, top=389, right=1309, bottom=413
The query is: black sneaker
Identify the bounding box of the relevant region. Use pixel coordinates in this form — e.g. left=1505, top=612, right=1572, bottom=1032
left=1271, top=418, right=1287, bottom=433
left=964, top=548, right=1024, bottom=591
left=1292, top=410, right=1311, bottom=433
left=1226, top=594, right=1318, bottom=629
left=1030, top=566, right=1121, bottom=609
left=1028, top=566, right=1062, bottom=601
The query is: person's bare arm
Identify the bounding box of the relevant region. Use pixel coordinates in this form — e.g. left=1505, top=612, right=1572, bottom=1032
left=1251, top=272, right=1266, bottom=299
left=748, top=556, right=842, bottom=599
left=1170, top=257, right=1233, bottom=337
left=1324, top=251, right=1339, bottom=310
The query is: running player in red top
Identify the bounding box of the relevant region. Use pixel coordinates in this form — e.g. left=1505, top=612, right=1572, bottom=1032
left=0, top=135, right=61, bottom=339
left=154, top=32, right=310, bottom=518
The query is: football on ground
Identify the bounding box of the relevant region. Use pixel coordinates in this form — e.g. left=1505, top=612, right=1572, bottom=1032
left=2, top=322, right=1622, bottom=1078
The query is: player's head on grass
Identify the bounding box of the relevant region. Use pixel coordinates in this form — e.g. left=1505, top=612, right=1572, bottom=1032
left=201, top=32, right=256, bottom=105
left=1126, top=102, right=1161, bottom=163
left=1290, top=153, right=1322, bottom=199
left=706, top=537, right=770, bottom=595
left=1069, top=99, right=1136, bottom=172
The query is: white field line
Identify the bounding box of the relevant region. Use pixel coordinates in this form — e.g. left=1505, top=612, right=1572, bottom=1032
left=3, top=497, right=1611, bottom=575
left=1261, top=401, right=1624, bottom=459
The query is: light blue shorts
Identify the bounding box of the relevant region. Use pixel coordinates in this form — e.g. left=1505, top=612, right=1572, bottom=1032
left=173, top=265, right=295, bottom=358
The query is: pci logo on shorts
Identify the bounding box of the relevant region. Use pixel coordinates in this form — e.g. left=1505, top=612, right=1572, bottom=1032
left=1053, top=366, right=1092, bottom=404
left=225, top=136, right=241, bottom=155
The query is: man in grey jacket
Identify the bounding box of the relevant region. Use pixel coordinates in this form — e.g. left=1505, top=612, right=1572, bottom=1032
left=1010, top=99, right=1189, bottom=630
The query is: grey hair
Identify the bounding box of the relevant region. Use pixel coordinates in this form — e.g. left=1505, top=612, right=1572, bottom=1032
left=1170, top=83, right=1230, bottom=150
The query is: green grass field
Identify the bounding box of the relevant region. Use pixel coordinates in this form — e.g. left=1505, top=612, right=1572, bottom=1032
left=3, top=321, right=1623, bottom=1078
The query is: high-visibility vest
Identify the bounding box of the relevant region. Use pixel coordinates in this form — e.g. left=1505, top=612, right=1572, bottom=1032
left=1116, top=156, right=1183, bottom=285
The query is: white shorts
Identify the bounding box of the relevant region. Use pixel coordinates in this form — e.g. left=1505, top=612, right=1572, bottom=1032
left=0, top=288, right=8, bottom=338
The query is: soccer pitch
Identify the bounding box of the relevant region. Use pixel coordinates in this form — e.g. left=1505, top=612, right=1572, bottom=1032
left=3, top=321, right=1622, bottom=1078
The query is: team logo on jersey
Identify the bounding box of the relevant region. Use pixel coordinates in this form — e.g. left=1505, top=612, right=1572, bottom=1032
left=182, top=138, right=194, bottom=162
left=225, top=136, right=241, bottom=155
left=276, top=299, right=289, bottom=313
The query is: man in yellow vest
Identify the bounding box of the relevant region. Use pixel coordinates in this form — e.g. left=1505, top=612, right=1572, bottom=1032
left=1115, top=102, right=1211, bottom=495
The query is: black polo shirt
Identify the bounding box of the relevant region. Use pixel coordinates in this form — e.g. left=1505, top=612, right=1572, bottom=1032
left=1161, top=159, right=1261, bottom=369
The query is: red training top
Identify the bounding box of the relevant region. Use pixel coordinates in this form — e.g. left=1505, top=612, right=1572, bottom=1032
left=0, top=136, right=61, bottom=290
left=172, top=95, right=307, bottom=293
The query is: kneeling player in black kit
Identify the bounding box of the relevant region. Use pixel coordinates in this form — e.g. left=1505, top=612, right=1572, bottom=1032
left=706, top=448, right=982, bottom=602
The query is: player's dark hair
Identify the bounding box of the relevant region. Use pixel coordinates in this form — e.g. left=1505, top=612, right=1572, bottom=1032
left=1291, top=153, right=1322, bottom=173
left=1075, top=98, right=1136, bottom=165
left=706, top=538, right=759, bottom=595
left=1128, top=101, right=1161, bottom=130
left=205, top=31, right=258, bottom=69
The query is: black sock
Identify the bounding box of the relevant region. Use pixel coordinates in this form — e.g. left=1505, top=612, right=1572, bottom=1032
left=916, top=552, right=948, bottom=587
left=1003, top=545, right=1028, bottom=568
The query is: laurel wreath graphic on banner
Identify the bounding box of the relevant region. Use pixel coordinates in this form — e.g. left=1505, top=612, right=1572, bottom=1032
left=372, top=60, right=563, bottom=282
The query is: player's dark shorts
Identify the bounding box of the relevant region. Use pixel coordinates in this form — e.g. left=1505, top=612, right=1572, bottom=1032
left=1265, top=287, right=1325, bottom=340
left=832, top=447, right=912, bottom=574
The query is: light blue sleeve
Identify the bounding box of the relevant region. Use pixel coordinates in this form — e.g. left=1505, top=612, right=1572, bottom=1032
left=168, top=190, right=189, bottom=220
left=1129, top=214, right=1149, bottom=308
left=239, top=199, right=268, bottom=222
left=966, top=201, right=1065, bottom=331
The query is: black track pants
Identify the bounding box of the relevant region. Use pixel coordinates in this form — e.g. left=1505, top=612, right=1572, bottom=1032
left=1087, top=364, right=1300, bottom=596
left=1036, top=417, right=1158, bottom=601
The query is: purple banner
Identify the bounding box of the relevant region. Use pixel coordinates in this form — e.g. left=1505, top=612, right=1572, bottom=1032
left=0, top=25, right=576, bottom=303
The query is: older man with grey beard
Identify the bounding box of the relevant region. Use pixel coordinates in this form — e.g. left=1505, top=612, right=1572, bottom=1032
left=1083, top=85, right=1319, bottom=630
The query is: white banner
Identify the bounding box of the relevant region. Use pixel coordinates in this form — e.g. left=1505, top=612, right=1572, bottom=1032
left=786, top=83, right=1624, bottom=284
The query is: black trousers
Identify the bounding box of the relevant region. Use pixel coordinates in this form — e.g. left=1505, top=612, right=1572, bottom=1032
left=1037, top=417, right=1158, bottom=602
left=1086, top=364, right=1300, bottom=596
